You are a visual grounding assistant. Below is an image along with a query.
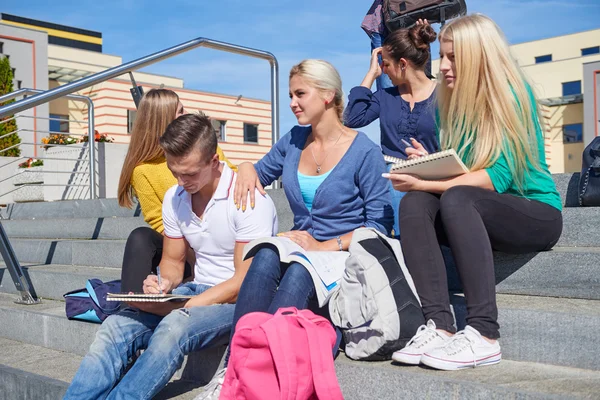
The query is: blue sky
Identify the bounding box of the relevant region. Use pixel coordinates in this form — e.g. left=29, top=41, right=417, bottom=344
left=3, top=0, right=600, bottom=140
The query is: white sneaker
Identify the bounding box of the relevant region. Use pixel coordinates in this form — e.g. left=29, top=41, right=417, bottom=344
left=392, top=320, right=450, bottom=365
left=194, top=368, right=226, bottom=400
left=421, top=325, right=501, bottom=370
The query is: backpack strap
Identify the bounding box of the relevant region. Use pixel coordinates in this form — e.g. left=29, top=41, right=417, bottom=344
left=296, top=311, right=344, bottom=400
left=261, top=309, right=299, bottom=400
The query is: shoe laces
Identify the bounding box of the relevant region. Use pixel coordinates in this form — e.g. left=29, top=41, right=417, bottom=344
left=406, top=324, right=443, bottom=349
left=442, top=331, right=476, bottom=357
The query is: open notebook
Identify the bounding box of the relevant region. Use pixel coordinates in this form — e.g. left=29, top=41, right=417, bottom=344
left=385, top=150, right=469, bottom=180
left=106, top=293, right=194, bottom=302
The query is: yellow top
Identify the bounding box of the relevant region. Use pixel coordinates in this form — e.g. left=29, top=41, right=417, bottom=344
left=131, top=146, right=237, bottom=233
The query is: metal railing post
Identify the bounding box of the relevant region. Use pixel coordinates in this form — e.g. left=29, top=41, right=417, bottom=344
left=0, top=222, right=41, bottom=304
left=87, top=97, right=96, bottom=199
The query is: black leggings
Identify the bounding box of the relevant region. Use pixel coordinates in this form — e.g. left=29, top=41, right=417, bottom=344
left=120, top=227, right=192, bottom=293
left=399, top=186, right=562, bottom=339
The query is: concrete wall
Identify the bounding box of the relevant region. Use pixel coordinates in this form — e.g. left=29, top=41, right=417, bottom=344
left=583, top=60, right=600, bottom=146
left=0, top=22, right=49, bottom=158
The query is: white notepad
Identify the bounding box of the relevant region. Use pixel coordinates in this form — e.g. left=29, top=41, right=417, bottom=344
left=106, top=293, right=194, bottom=302
left=387, top=149, right=469, bottom=180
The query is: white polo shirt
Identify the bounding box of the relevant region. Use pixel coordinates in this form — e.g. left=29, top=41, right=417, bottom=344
left=162, top=163, right=278, bottom=286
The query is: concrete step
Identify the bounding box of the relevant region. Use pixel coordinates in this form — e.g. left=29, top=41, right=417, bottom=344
left=441, top=246, right=600, bottom=300
left=2, top=217, right=147, bottom=240
left=1, top=336, right=599, bottom=400
left=1, top=292, right=598, bottom=371
left=1, top=198, right=141, bottom=220
left=0, top=263, right=120, bottom=301
left=494, top=247, right=600, bottom=300
left=335, top=354, right=600, bottom=399
left=2, top=205, right=597, bottom=247
left=557, top=207, right=600, bottom=247
left=0, top=337, right=205, bottom=400
left=10, top=238, right=125, bottom=268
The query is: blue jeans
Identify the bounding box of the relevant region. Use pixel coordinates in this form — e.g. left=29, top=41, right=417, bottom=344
left=64, top=283, right=234, bottom=400
left=387, top=163, right=406, bottom=238
left=224, top=246, right=317, bottom=366
left=371, top=32, right=394, bottom=91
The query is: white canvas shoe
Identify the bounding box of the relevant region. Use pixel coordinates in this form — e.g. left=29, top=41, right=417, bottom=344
left=194, top=368, right=226, bottom=400
left=392, top=320, right=450, bottom=365
left=421, top=325, right=501, bottom=370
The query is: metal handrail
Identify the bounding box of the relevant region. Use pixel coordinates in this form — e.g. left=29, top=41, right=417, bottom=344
left=0, top=88, right=96, bottom=199
left=0, top=37, right=280, bottom=148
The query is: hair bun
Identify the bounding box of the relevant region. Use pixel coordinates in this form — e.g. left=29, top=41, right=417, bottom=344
left=410, top=24, right=437, bottom=50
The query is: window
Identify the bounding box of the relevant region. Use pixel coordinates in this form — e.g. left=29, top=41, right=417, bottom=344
left=49, top=114, right=69, bottom=133
left=243, top=123, right=258, bottom=143
left=17, top=80, right=22, bottom=90
left=535, top=54, right=552, bottom=63
left=562, top=81, right=582, bottom=96
left=0, top=42, right=3, bottom=54
left=582, top=46, right=600, bottom=56
left=127, top=109, right=137, bottom=133
left=211, top=119, right=226, bottom=142
left=563, top=123, right=583, bottom=143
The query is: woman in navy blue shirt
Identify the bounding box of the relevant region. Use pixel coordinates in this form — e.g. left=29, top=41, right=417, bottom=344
left=346, top=22, right=439, bottom=237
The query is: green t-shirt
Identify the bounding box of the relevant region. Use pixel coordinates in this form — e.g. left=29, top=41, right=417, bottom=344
left=438, top=88, right=562, bottom=211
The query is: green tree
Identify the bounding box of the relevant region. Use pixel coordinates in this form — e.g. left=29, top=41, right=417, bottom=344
left=0, top=56, right=21, bottom=157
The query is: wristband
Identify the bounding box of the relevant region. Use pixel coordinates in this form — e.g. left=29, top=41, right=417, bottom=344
left=336, top=236, right=343, bottom=251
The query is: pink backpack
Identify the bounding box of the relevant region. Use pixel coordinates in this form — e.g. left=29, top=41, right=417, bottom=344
left=220, top=307, right=344, bottom=400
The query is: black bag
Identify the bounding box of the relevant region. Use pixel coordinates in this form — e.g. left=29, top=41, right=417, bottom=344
left=578, top=137, right=600, bottom=206
left=383, top=0, right=467, bottom=31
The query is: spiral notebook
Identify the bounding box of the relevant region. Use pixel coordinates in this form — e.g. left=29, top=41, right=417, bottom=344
left=385, top=149, right=469, bottom=180
left=106, top=293, right=194, bottom=303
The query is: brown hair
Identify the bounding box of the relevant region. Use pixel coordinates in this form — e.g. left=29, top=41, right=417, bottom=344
left=383, top=24, right=437, bottom=68
left=117, top=89, right=179, bottom=208
left=159, top=113, right=217, bottom=162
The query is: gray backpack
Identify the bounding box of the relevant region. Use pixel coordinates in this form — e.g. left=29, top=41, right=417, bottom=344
left=328, top=228, right=424, bottom=361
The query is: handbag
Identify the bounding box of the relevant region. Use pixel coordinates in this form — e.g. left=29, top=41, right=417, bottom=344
left=578, top=137, right=600, bottom=206
left=64, top=279, right=122, bottom=323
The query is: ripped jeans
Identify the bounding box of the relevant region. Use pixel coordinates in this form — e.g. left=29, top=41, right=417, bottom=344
left=64, top=283, right=234, bottom=400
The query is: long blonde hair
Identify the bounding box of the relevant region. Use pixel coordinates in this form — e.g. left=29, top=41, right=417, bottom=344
left=437, top=14, right=542, bottom=192
left=117, top=89, right=179, bottom=208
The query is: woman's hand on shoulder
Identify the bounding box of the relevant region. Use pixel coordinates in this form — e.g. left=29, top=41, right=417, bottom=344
left=278, top=231, right=323, bottom=251
left=234, top=162, right=265, bottom=211
left=406, top=138, right=429, bottom=159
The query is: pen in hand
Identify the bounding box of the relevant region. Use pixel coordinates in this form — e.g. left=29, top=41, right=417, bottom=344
left=156, top=266, right=164, bottom=295
left=401, top=138, right=413, bottom=148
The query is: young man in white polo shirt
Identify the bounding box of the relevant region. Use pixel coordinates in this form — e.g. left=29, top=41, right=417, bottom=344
left=65, top=113, right=278, bottom=400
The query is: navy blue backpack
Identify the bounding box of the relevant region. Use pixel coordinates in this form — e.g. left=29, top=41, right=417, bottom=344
left=64, top=279, right=122, bottom=323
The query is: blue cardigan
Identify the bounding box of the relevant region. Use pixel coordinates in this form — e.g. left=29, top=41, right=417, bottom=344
left=345, top=86, right=439, bottom=159
left=255, top=126, right=393, bottom=241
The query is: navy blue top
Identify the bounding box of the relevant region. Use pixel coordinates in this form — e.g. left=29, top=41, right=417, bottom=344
left=345, top=86, right=439, bottom=159
left=255, top=126, right=393, bottom=241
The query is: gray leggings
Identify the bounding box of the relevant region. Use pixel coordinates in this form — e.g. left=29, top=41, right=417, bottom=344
left=399, top=186, right=562, bottom=339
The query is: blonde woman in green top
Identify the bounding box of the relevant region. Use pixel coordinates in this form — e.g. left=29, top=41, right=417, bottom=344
left=383, top=15, right=562, bottom=371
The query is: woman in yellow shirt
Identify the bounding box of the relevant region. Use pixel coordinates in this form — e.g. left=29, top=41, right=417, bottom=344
left=117, top=88, right=236, bottom=292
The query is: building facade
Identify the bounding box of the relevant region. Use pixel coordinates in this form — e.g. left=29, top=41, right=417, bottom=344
left=0, top=13, right=272, bottom=166
left=432, top=28, right=600, bottom=173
